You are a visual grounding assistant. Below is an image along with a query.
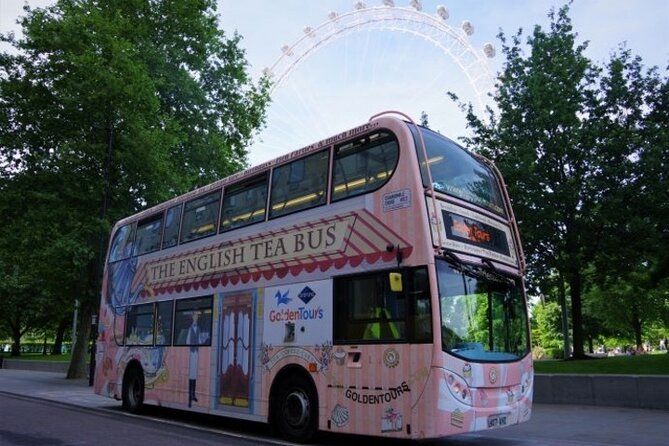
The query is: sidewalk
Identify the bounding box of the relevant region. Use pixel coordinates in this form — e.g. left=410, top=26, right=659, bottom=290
left=0, top=368, right=116, bottom=409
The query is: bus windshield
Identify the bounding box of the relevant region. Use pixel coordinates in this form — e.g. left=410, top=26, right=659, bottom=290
left=437, top=259, right=529, bottom=362
left=410, top=125, right=505, bottom=215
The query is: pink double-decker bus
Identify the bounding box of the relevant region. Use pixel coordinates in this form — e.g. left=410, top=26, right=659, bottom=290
left=94, top=111, right=532, bottom=442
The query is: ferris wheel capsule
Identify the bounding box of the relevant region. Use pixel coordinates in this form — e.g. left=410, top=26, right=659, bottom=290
left=483, top=43, right=496, bottom=58
left=354, top=2, right=366, bottom=10
left=410, top=0, right=422, bottom=11
left=436, top=5, right=449, bottom=20
left=461, top=20, right=474, bottom=36
left=328, top=11, right=339, bottom=20
left=382, top=0, right=395, bottom=7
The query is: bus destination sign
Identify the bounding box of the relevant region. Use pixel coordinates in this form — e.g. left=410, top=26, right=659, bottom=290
left=445, top=212, right=510, bottom=257
left=430, top=200, right=518, bottom=267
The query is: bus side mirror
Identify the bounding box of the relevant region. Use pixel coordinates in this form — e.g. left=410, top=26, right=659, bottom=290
left=389, top=272, right=403, bottom=293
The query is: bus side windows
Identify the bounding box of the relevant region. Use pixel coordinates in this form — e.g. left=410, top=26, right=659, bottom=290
left=270, top=150, right=329, bottom=218
left=333, top=267, right=433, bottom=344
left=125, top=303, right=155, bottom=346
left=109, top=223, right=136, bottom=262
left=220, top=174, right=268, bottom=232
left=173, top=296, right=213, bottom=346
left=155, top=300, right=174, bottom=346
left=134, top=214, right=163, bottom=256
left=334, top=272, right=407, bottom=344
left=162, top=204, right=182, bottom=249
left=180, top=190, right=221, bottom=243
left=332, top=131, right=399, bottom=202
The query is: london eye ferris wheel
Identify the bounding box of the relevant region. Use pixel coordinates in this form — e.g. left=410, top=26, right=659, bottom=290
left=252, top=1, right=497, bottom=166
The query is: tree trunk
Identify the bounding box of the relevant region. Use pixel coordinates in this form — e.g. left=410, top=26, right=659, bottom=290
left=558, top=272, right=570, bottom=359
left=632, top=305, right=643, bottom=351
left=51, top=316, right=68, bottom=355
left=569, top=270, right=586, bottom=358
left=11, top=326, right=21, bottom=357
left=587, top=335, right=594, bottom=354
left=67, top=301, right=93, bottom=379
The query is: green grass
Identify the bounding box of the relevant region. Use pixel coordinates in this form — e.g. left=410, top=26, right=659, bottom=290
left=535, top=353, right=669, bottom=375
left=3, top=353, right=72, bottom=362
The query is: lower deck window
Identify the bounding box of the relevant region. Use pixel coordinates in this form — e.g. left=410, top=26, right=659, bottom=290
left=125, top=303, right=155, bottom=345
left=174, top=296, right=213, bottom=346
left=334, top=267, right=432, bottom=344
left=155, top=300, right=174, bottom=345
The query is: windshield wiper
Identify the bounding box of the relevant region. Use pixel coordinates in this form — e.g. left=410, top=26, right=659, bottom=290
left=441, top=249, right=461, bottom=264
left=481, top=257, right=497, bottom=271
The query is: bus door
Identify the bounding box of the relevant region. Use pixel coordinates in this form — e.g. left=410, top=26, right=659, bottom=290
left=331, top=268, right=432, bottom=435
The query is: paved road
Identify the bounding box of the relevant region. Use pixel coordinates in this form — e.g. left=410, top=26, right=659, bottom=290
left=0, top=393, right=265, bottom=446
left=2, top=392, right=667, bottom=446
left=1, top=369, right=668, bottom=445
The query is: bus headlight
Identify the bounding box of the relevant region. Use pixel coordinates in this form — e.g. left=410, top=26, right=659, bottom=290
left=445, top=372, right=472, bottom=406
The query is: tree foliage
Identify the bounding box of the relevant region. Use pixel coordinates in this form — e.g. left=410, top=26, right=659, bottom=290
left=451, top=6, right=668, bottom=356
left=531, top=300, right=564, bottom=358
left=0, top=0, right=269, bottom=371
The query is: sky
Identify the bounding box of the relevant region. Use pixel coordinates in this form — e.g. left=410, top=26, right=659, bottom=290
left=1, top=0, right=668, bottom=166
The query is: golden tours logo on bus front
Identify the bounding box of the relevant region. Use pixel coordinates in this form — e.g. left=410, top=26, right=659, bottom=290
left=145, top=216, right=356, bottom=285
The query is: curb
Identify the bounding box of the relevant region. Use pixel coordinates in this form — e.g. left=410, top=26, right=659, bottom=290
left=1, top=359, right=83, bottom=373
left=534, top=374, right=669, bottom=410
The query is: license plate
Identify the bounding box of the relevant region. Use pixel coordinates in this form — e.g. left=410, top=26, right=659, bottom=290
left=487, top=413, right=509, bottom=429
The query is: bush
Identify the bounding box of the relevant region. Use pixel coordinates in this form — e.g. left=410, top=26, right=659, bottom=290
left=532, top=346, right=547, bottom=360
left=546, top=348, right=565, bottom=359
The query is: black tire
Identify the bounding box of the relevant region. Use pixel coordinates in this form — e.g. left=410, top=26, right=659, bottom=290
left=122, top=365, right=144, bottom=413
left=272, top=374, right=318, bottom=443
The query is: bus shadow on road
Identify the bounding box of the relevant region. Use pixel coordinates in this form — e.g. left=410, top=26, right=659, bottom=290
left=107, top=404, right=520, bottom=446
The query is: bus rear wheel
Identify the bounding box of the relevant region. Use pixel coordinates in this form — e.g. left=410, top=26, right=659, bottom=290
left=122, top=365, right=144, bottom=413
left=272, top=375, right=318, bottom=443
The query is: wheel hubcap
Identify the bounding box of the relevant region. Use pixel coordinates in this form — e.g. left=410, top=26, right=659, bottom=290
left=284, top=390, right=309, bottom=428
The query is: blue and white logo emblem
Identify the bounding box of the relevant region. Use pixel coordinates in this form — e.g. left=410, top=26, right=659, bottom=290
left=298, top=286, right=316, bottom=304
left=275, top=290, right=291, bottom=306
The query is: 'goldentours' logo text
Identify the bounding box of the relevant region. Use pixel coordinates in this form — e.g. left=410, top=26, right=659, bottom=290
left=269, top=307, right=324, bottom=322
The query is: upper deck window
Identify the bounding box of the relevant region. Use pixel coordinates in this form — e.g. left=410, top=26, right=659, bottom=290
left=270, top=150, right=329, bottom=218
left=109, top=223, right=135, bottom=263
left=220, top=174, right=268, bottom=232
left=332, top=131, right=399, bottom=202
left=411, top=126, right=506, bottom=216
left=133, top=214, right=163, bottom=256
left=162, top=204, right=182, bottom=249
left=180, top=190, right=221, bottom=243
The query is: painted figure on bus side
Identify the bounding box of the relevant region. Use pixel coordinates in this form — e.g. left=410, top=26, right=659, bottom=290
left=187, top=311, right=201, bottom=407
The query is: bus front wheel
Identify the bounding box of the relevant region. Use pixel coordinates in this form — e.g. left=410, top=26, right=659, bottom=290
left=272, top=374, right=318, bottom=443
left=122, top=365, right=144, bottom=413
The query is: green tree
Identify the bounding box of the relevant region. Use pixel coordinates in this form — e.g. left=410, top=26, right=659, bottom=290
left=0, top=174, right=56, bottom=355
left=0, top=0, right=268, bottom=375
left=532, top=300, right=564, bottom=353
left=583, top=50, right=669, bottom=349
left=450, top=6, right=668, bottom=357
left=451, top=6, right=598, bottom=357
